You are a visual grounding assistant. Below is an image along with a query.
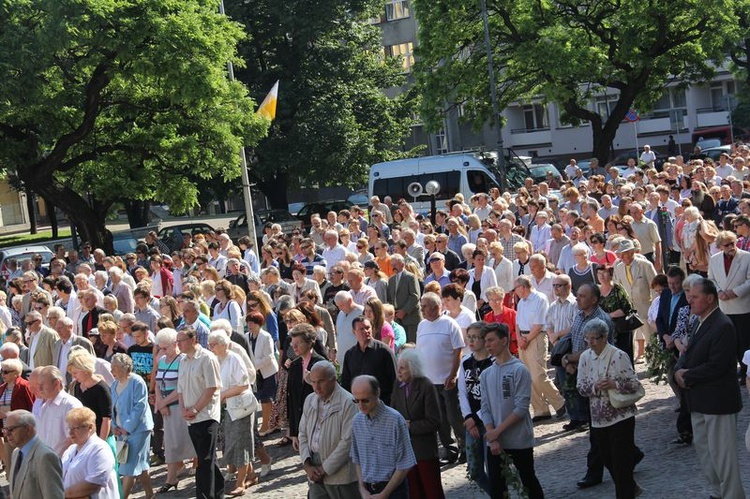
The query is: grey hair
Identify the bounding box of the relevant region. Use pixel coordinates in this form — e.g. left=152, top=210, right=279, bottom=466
left=39, top=365, right=65, bottom=385
left=310, top=361, right=337, bottom=380
left=26, top=310, right=42, bottom=323
left=682, top=273, right=703, bottom=291
left=7, top=410, right=36, bottom=428
left=94, top=270, right=108, bottom=283
left=397, top=348, right=425, bottom=378
left=0, top=342, right=19, bottom=356
left=276, top=295, right=295, bottom=312
left=334, top=290, right=353, bottom=305
left=109, top=266, right=123, bottom=277
left=210, top=319, right=232, bottom=336
left=155, top=328, right=178, bottom=346
left=111, top=353, right=133, bottom=373
left=420, top=292, right=441, bottom=309
left=582, top=318, right=609, bottom=339
left=529, top=253, right=547, bottom=266
left=207, top=330, right=230, bottom=346
left=47, top=306, right=65, bottom=321
left=0, top=358, right=22, bottom=375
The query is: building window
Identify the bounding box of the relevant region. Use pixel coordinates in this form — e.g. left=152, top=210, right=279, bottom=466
left=386, top=0, right=410, bottom=21
left=522, top=104, right=548, bottom=130
left=594, top=95, right=619, bottom=121
left=435, top=128, right=448, bottom=155
left=651, top=88, right=687, bottom=130
left=387, top=42, right=414, bottom=72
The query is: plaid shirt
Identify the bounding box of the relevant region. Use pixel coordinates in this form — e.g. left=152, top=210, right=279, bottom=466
left=570, top=306, right=615, bottom=354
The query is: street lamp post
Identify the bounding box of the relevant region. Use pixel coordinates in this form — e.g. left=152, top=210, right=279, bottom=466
left=480, top=0, right=506, bottom=190
left=219, top=0, right=259, bottom=256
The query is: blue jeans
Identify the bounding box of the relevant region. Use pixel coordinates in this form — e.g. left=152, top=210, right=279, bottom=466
left=465, top=425, right=490, bottom=495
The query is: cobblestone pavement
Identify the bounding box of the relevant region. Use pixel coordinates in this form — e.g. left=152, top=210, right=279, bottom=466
left=4, top=365, right=749, bottom=498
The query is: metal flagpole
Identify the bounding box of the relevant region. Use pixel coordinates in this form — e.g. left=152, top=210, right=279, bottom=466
left=219, top=0, right=259, bottom=257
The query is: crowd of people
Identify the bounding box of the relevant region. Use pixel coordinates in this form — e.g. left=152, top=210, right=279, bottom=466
left=0, top=144, right=748, bottom=498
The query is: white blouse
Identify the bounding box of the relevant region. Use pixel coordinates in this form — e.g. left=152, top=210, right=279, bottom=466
left=62, top=435, right=119, bottom=499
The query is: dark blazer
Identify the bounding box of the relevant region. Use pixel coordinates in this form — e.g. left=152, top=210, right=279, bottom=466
left=391, top=376, right=441, bottom=460
left=287, top=351, right=325, bottom=437
left=656, top=289, right=688, bottom=343
left=678, top=308, right=742, bottom=415
left=80, top=306, right=108, bottom=337
left=387, top=271, right=422, bottom=327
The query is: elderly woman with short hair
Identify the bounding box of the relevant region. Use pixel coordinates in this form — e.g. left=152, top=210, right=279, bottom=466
left=110, top=353, right=154, bottom=499
left=153, top=328, right=195, bottom=492
left=0, top=358, right=34, bottom=471
left=61, top=407, right=120, bottom=499
left=208, top=330, right=258, bottom=495
left=391, top=348, right=445, bottom=499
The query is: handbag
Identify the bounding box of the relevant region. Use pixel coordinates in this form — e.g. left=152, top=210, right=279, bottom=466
left=550, top=334, right=572, bottom=367
left=615, top=311, right=644, bottom=332
left=226, top=389, right=259, bottom=421
left=608, top=382, right=645, bottom=408
left=115, top=438, right=129, bottom=464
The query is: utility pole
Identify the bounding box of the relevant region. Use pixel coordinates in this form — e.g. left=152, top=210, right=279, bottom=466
left=480, top=0, right=506, bottom=189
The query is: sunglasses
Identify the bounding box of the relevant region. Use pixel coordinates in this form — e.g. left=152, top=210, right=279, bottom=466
left=352, top=398, right=372, bottom=404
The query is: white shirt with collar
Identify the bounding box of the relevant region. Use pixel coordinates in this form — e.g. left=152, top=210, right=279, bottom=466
left=39, top=390, right=83, bottom=455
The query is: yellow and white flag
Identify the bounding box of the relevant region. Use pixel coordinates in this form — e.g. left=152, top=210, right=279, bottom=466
left=256, top=80, right=279, bottom=121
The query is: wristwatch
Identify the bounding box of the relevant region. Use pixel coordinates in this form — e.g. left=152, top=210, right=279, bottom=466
left=190, top=407, right=199, bottom=415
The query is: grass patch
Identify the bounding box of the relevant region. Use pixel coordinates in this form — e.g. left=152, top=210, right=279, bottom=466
left=0, top=229, right=72, bottom=248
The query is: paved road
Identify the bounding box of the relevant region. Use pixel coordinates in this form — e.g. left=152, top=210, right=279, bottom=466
left=107, top=364, right=749, bottom=498
left=2, top=366, right=747, bottom=497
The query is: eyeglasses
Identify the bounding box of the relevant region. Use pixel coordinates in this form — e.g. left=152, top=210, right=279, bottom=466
left=176, top=337, right=191, bottom=343
left=352, top=398, right=372, bottom=404
left=208, top=342, right=218, bottom=348
left=2, top=425, right=24, bottom=434
left=67, top=425, right=90, bottom=434
left=722, top=242, right=736, bottom=248
left=24, top=319, right=39, bottom=325
left=1, top=370, right=15, bottom=375
left=552, top=283, right=567, bottom=288
left=246, top=301, right=259, bottom=308
left=467, top=335, right=482, bottom=341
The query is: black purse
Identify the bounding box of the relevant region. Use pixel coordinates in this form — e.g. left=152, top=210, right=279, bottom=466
left=615, top=311, right=644, bottom=332
left=550, top=334, right=572, bottom=367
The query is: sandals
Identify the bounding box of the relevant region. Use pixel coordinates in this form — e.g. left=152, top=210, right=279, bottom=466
left=244, top=474, right=260, bottom=488
left=227, top=487, right=245, bottom=497
left=277, top=436, right=292, bottom=447
left=157, top=482, right=179, bottom=493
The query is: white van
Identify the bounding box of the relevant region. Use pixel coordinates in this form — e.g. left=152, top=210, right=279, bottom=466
left=368, top=152, right=531, bottom=212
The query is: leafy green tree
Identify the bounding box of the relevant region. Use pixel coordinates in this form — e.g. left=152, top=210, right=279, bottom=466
left=414, top=0, right=739, bottom=162
left=0, top=0, right=268, bottom=249
left=225, top=0, right=416, bottom=209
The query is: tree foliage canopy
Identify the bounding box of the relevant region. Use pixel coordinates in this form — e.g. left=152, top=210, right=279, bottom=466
left=0, top=0, right=268, bottom=245
left=414, top=0, right=741, bottom=160
left=226, top=0, right=416, bottom=206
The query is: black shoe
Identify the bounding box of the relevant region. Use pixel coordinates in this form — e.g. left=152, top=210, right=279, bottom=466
left=562, top=420, right=585, bottom=431
left=532, top=414, right=552, bottom=423
left=457, top=450, right=467, bottom=464
left=671, top=434, right=692, bottom=445
left=576, top=477, right=603, bottom=489
left=556, top=405, right=567, bottom=419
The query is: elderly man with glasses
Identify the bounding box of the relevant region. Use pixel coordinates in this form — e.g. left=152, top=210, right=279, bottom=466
left=24, top=311, right=58, bottom=370
left=7, top=409, right=63, bottom=499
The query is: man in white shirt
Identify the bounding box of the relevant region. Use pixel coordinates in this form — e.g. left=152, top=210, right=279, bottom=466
left=321, top=230, right=347, bottom=269
left=598, top=195, right=619, bottom=219
left=473, top=193, right=492, bottom=220
left=546, top=274, right=577, bottom=390
left=416, top=293, right=466, bottom=463
left=206, top=243, right=227, bottom=277
left=514, top=276, right=565, bottom=422
left=639, top=145, right=656, bottom=168
left=529, top=212, right=552, bottom=253
left=334, top=291, right=364, bottom=356
left=529, top=254, right=555, bottom=303
left=346, top=268, right=377, bottom=306
left=37, top=366, right=83, bottom=455
left=715, top=152, right=736, bottom=179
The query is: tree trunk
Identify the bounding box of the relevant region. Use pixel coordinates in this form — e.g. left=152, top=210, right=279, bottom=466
left=47, top=199, right=59, bottom=239
left=25, top=188, right=37, bottom=234
left=257, top=171, right=288, bottom=209
left=24, top=178, right=113, bottom=253
left=124, top=200, right=151, bottom=228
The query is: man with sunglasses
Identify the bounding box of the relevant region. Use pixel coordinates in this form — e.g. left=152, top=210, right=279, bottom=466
left=350, top=375, right=416, bottom=499
left=7, top=409, right=63, bottom=499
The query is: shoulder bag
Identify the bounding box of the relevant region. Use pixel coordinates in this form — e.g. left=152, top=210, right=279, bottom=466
left=226, top=389, right=259, bottom=421
left=550, top=334, right=572, bottom=367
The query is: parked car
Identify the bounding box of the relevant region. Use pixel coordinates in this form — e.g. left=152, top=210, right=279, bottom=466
left=347, top=190, right=369, bottom=207
left=701, top=145, right=733, bottom=161
left=295, top=200, right=352, bottom=228
left=529, top=163, right=562, bottom=184
left=227, top=209, right=303, bottom=243
left=158, top=223, right=216, bottom=253
left=0, top=245, right=54, bottom=282
left=111, top=232, right=140, bottom=256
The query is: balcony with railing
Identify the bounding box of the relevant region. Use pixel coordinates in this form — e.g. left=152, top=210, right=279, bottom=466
left=509, top=127, right=552, bottom=146
left=696, top=106, right=730, bottom=128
